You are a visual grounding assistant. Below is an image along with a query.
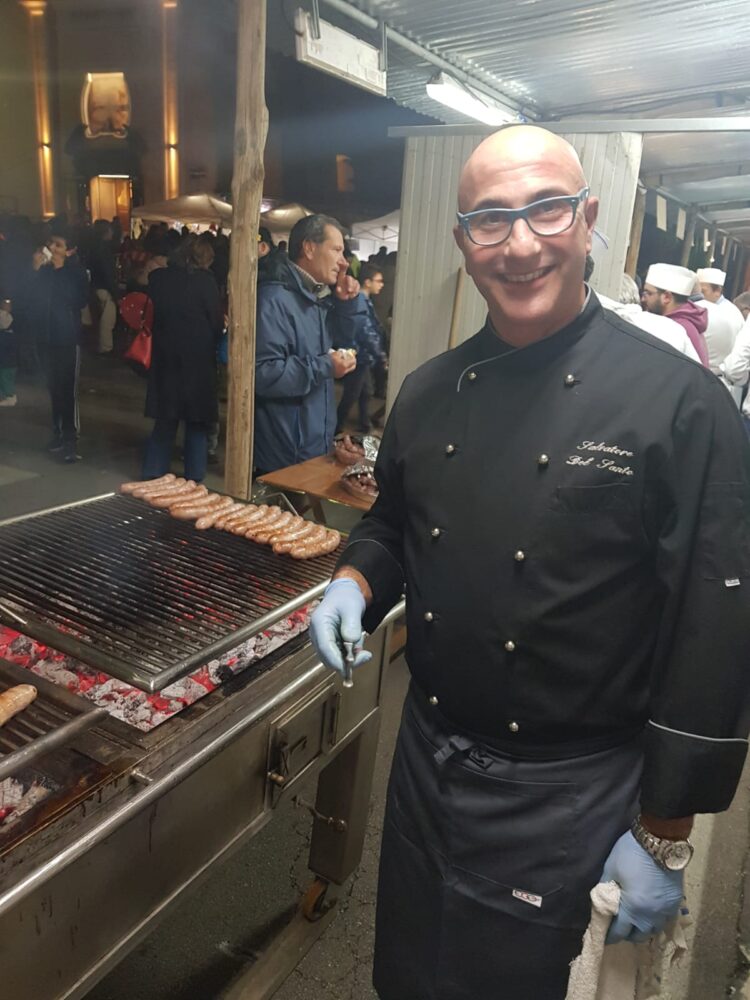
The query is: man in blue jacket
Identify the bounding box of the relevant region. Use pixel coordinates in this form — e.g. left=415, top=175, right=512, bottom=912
left=254, top=214, right=359, bottom=474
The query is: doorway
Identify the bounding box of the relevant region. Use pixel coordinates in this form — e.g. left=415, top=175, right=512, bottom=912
left=89, top=175, right=132, bottom=228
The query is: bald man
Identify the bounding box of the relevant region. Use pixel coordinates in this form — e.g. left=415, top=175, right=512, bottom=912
left=310, top=126, right=750, bottom=999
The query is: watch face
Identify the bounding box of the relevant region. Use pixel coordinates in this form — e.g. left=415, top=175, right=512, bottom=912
left=664, top=841, right=693, bottom=871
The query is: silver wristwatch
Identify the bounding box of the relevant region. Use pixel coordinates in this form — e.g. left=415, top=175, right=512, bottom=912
left=631, top=817, right=694, bottom=871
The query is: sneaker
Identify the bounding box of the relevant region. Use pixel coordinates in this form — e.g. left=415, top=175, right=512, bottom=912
left=47, top=437, right=64, bottom=453
left=0, top=395, right=17, bottom=407
left=63, top=445, right=81, bottom=463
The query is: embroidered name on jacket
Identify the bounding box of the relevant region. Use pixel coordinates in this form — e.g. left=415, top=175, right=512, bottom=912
left=566, top=439, right=635, bottom=476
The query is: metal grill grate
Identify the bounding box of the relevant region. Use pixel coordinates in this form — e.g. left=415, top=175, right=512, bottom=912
left=0, top=495, right=342, bottom=692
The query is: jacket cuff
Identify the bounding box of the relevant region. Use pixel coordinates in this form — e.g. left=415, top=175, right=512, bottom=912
left=640, top=721, right=749, bottom=816
left=335, top=538, right=404, bottom=633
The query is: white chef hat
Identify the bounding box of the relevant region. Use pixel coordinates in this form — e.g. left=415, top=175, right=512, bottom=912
left=696, top=267, right=727, bottom=286
left=645, top=263, right=696, bottom=297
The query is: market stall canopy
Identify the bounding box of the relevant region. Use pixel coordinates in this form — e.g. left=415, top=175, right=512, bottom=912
left=260, top=202, right=313, bottom=235
left=351, top=210, right=399, bottom=258
left=131, top=193, right=233, bottom=226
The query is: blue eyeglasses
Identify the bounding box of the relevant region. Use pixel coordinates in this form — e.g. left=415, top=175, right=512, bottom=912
left=456, top=187, right=590, bottom=247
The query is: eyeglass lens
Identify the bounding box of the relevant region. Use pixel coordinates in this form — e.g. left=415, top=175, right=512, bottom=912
left=468, top=196, right=578, bottom=246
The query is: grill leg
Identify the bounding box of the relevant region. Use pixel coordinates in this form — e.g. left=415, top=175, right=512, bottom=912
left=307, top=712, right=381, bottom=885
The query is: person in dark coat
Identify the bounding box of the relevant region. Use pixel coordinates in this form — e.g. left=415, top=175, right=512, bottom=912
left=142, top=235, right=222, bottom=483
left=30, top=225, right=89, bottom=461
left=309, top=126, right=750, bottom=999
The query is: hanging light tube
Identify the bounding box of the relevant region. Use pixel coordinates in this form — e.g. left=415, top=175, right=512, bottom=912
left=426, top=72, right=521, bottom=126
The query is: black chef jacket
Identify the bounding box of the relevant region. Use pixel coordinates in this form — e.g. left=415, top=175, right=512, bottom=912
left=337, top=293, right=750, bottom=819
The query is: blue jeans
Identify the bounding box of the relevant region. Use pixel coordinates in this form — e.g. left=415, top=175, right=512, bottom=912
left=142, top=419, right=209, bottom=482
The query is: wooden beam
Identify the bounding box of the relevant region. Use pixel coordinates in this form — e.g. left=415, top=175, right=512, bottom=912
left=225, top=0, right=268, bottom=499
left=625, top=185, right=646, bottom=278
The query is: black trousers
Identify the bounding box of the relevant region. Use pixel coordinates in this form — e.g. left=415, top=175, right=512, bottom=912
left=374, top=684, right=643, bottom=1000
left=336, top=364, right=371, bottom=432
left=44, top=343, right=80, bottom=444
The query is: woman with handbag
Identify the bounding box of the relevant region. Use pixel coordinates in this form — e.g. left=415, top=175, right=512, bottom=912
left=141, top=235, right=222, bottom=483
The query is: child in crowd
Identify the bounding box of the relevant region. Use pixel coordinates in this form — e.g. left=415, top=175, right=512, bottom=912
left=0, top=298, right=18, bottom=406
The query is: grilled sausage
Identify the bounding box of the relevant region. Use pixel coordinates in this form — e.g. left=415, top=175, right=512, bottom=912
left=171, top=495, right=234, bottom=522
left=196, top=501, right=245, bottom=530
left=229, top=505, right=281, bottom=534
left=132, top=478, right=187, bottom=499
left=213, top=503, right=255, bottom=530
left=120, top=473, right=176, bottom=494
left=272, top=520, right=319, bottom=554
left=249, top=511, right=297, bottom=544
left=0, top=684, right=37, bottom=727
left=243, top=506, right=286, bottom=539
left=148, top=485, right=207, bottom=508
left=291, top=528, right=340, bottom=560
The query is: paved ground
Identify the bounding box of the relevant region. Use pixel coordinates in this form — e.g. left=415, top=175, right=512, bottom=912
left=2, top=353, right=750, bottom=999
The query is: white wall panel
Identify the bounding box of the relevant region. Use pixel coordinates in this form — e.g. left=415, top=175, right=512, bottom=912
left=388, top=130, right=643, bottom=409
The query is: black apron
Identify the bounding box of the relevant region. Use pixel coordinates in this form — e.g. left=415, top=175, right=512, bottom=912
left=374, top=685, right=643, bottom=1000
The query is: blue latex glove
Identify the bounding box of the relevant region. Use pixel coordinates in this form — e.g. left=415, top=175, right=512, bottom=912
left=309, top=578, right=372, bottom=677
left=601, top=830, right=684, bottom=944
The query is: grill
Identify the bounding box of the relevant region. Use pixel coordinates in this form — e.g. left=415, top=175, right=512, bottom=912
left=0, top=494, right=342, bottom=693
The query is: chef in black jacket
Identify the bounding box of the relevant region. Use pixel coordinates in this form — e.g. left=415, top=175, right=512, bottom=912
left=310, top=126, right=750, bottom=999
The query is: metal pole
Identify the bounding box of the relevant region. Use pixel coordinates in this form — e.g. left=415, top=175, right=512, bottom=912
left=225, top=0, right=268, bottom=499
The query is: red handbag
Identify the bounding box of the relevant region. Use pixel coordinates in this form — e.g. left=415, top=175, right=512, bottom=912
left=120, top=292, right=154, bottom=370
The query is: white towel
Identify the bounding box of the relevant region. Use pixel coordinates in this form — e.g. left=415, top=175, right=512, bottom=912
left=565, top=881, right=690, bottom=1000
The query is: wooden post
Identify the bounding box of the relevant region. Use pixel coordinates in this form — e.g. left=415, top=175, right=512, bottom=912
left=679, top=210, right=696, bottom=267
left=224, top=0, right=268, bottom=499
left=624, top=184, right=646, bottom=279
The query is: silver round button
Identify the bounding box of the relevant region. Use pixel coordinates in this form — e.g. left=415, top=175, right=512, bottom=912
left=429, top=696, right=439, bottom=706
left=504, top=640, right=516, bottom=652
left=424, top=611, right=434, bottom=622
left=445, top=444, right=456, bottom=455
left=431, top=527, right=441, bottom=538
left=467, top=372, right=477, bottom=381
left=514, top=550, right=526, bottom=562
left=537, top=453, right=550, bottom=467
left=508, top=721, right=519, bottom=733
left=564, top=373, right=576, bottom=386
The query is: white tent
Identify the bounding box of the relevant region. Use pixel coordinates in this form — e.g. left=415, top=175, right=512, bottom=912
left=351, top=210, right=400, bottom=259
left=131, top=193, right=233, bottom=228
left=260, top=202, right=313, bottom=239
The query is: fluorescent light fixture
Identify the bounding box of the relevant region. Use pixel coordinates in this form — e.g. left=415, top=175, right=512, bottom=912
left=426, top=72, right=519, bottom=126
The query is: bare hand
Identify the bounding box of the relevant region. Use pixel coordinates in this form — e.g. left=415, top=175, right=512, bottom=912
left=32, top=250, right=46, bottom=271
left=330, top=349, right=357, bottom=378
left=335, top=271, right=360, bottom=302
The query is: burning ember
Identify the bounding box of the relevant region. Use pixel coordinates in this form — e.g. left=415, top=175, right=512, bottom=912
left=0, top=776, right=53, bottom=827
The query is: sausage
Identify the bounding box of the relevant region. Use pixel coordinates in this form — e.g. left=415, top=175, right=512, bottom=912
left=120, top=473, right=176, bottom=494
left=249, top=511, right=296, bottom=544
left=171, top=495, right=234, bottom=522
left=0, top=684, right=37, bottom=727
left=286, top=525, right=328, bottom=558
left=213, top=503, right=254, bottom=530
left=229, top=505, right=281, bottom=535
left=148, top=485, right=207, bottom=509
left=271, top=521, right=318, bottom=554
left=196, top=501, right=245, bottom=530
left=243, top=506, right=285, bottom=539
left=169, top=491, right=226, bottom=514
left=291, top=528, right=340, bottom=560
left=219, top=504, right=261, bottom=528
left=132, top=478, right=187, bottom=499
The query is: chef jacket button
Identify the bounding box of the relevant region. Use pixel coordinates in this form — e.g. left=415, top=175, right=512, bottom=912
left=504, top=640, right=516, bottom=652
left=564, top=373, right=576, bottom=386
left=424, top=611, right=434, bottom=622
left=429, top=696, right=439, bottom=706
left=467, top=371, right=477, bottom=381
left=508, top=721, right=520, bottom=733
left=431, top=527, right=441, bottom=538
left=445, top=444, right=456, bottom=455
left=537, top=453, right=550, bottom=467
left=514, top=550, right=526, bottom=562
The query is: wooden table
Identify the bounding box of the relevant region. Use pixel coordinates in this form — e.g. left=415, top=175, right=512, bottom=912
left=258, top=454, right=374, bottom=522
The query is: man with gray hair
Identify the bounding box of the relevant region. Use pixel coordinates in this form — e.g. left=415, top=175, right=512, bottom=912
left=254, top=213, right=358, bottom=473
left=309, top=125, right=750, bottom=998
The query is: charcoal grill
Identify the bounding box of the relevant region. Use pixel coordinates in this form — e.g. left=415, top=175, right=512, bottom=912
left=0, top=493, right=342, bottom=691
left=0, top=493, right=403, bottom=1000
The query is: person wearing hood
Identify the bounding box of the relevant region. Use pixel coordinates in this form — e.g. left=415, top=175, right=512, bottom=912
left=641, top=263, right=709, bottom=366
left=598, top=274, right=701, bottom=362
left=254, top=214, right=359, bottom=474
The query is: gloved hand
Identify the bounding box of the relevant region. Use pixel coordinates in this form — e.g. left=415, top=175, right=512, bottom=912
left=309, top=578, right=372, bottom=677
left=601, top=830, right=684, bottom=944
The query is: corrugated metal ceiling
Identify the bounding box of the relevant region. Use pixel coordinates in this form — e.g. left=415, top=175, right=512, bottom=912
left=340, top=0, right=750, bottom=119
